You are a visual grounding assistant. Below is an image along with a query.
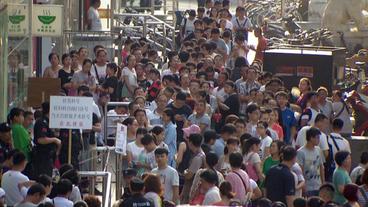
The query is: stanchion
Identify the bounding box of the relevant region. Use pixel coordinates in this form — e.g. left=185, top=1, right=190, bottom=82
left=68, top=129, right=72, bottom=164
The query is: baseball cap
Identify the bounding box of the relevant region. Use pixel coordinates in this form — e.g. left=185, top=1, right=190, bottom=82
left=123, top=168, right=137, bottom=177
left=0, top=123, right=11, bottom=133
left=183, top=124, right=201, bottom=138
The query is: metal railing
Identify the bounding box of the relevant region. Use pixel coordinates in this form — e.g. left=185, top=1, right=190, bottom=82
left=79, top=171, right=112, bottom=207
left=112, top=13, right=176, bottom=57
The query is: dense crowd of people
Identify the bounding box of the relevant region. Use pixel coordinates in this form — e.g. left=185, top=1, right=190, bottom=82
left=4, top=0, right=368, bottom=207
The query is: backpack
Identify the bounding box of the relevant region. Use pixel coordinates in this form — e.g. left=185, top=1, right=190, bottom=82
left=324, top=135, right=340, bottom=182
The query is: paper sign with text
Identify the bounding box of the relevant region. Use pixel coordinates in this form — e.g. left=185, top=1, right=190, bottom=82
left=115, top=123, right=127, bottom=155
left=49, top=96, right=93, bottom=130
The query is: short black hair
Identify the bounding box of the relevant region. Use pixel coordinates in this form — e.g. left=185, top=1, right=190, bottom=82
left=246, top=103, right=259, bottom=114
left=56, top=179, right=73, bottom=195
left=200, top=169, right=218, bottom=185
left=281, top=145, right=297, bottom=161
left=27, top=183, right=46, bottom=196
left=141, top=134, right=155, bottom=146
left=59, top=164, right=74, bottom=177
left=220, top=124, right=236, bottom=135
left=136, top=127, right=148, bottom=136
left=306, top=127, right=321, bottom=141
left=130, top=178, right=145, bottom=192
left=9, top=107, right=24, bottom=121
left=188, top=133, right=203, bottom=147
left=293, top=197, right=307, bottom=207
left=258, top=198, right=272, bottom=207
left=12, top=151, right=26, bottom=166
left=37, top=174, right=52, bottom=188
left=319, top=183, right=335, bottom=193
left=61, top=169, right=80, bottom=185
left=307, top=196, right=324, bottom=207
left=176, top=92, right=187, bottom=101
left=204, top=130, right=217, bottom=144
left=315, top=113, right=328, bottom=124
left=154, top=147, right=169, bottom=155
left=229, top=152, right=243, bottom=168
left=332, top=119, right=344, bottom=130
left=77, top=85, right=89, bottom=94
left=361, top=152, right=368, bottom=164
left=41, top=102, right=50, bottom=115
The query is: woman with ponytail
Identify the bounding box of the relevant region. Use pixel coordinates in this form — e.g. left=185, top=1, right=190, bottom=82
left=213, top=181, right=236, bottom=206
left=189, top=151, right=224, bottom=204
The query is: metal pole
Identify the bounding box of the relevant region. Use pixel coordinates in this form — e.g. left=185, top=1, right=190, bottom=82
left=143, top=16, right=147, bottom=37
left=28, top=0, right=33, bottom=78
left=151, top=0, right=155, bottom=15
left=281, top=0, right=285, bottom=18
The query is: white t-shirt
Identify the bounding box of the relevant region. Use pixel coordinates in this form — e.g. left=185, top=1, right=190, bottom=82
left=291, top=163, right=304, bottom=197
left=203, top=186, right=221, bottom=205
left=181, top=18, right=195, bottom=37
left=87, top=6, right=102, bottom=31
left=328, top=132, right=351, bottom=156
left=145, top=192, right=161, bottom=207
left=126, top=142, right=144, bottom=163
left=91, top=64, right=106, bottom=83
left=1, top=170, right=29, bottom=206
left=151, top=166, right=179, bottom=202
left=300, top=107, right=321, bottom=126
left=295, top=126, right=329, bottom=154
left=332, top=102, right=353, bottom=134
left=52, top=197, right=73, bottom=207
left=122, top=67, right=138, bottom=87
left=260, top=136, right=273, bottom=160
left=69, top=185, right=82, bottom=203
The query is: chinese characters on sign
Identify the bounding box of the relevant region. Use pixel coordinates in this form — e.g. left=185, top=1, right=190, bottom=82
left=8, top=4, right=28, bottom=36
left=49, top=96, right=93, bottom=130
left=32, top=4, right=63, bottom=36
left=7, top=4, right=63, bottom=37
left=115, top=123, right=128, bottom=155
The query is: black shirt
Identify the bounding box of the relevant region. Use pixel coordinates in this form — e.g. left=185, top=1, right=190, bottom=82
left=265, top=163, right=295, bottom=204
left=34, top=116, right=57, bottom=152
left=102, top=76, right=119, bottom=101
left=58, top=69, right=74, bottom=94
left=222, top=93, right=240, bottom=117
left=120, top=193, right=154, bottom=207
left=167, top=102, right=192, bottom=144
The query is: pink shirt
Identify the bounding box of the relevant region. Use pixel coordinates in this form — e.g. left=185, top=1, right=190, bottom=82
left=225, top=169, right=250, bottom=202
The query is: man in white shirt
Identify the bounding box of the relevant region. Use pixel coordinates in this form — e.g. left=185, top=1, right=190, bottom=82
left=328, top=118, right=351, bottom=156
left=87, top=0, right=102, bottom=31
left=151, top=148, right=179, bottom=204
left=181, top=10, right=197, bottom=40
left=350, top=152, right=368, bottom=184
left=1, top=152, right=32, bottom=206
left=296, top=113, right=330, bottom=159
left=52, top=179, right=73, bottom=207
left=231, top=6, right=252, bottom=41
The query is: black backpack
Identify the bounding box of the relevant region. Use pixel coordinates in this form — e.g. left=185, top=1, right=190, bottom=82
left=324, top=135, right=340, bottom=182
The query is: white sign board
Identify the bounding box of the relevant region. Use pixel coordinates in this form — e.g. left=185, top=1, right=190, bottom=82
left=8, top=4, right=28, bottom=36
left=115, top=123, right=127, bottom=155
left=49, top=96, right=93, bottom=130
left=32, top=4, right=63, bottom=36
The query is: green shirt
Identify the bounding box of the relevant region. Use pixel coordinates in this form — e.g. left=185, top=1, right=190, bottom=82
left=261, top=156, right=280, bottom=188
left=11, top=124, right=31, bottom=161
left=263, top=156, right=280, bottom=175
left=333, top=167, right=352, bottom=204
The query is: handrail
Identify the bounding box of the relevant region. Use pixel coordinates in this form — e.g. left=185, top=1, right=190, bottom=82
left=79, top=171, right=112, bottom=207
left=113, top=13, right=175, bottom=30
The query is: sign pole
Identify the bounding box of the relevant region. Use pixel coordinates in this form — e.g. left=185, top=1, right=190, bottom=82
left=68, top=129, right=72, bottom=164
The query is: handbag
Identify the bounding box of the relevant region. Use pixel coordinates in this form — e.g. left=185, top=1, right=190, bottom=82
left=245, top=153, right=259, bottom=182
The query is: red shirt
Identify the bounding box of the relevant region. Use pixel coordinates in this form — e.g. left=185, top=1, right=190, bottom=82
left=255, top=37, right=267, bottom=62
left=272, top=123, right=284, bottom=141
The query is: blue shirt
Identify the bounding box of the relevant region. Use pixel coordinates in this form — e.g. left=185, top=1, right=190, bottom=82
left=281, top=107, right=296, bottom=144
left=213, top=138, right=225, bottom=157
left=164, top=122, right=177, bottom=168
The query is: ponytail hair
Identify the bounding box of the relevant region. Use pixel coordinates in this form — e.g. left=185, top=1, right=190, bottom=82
left=219, top=181, right=235, bottom=199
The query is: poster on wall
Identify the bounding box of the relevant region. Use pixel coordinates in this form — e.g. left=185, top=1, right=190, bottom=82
left=275, top=66, right=295, bottom=77
left=296, top=66, right=314, bottom=78
left=8, top=4, right=28, bottom=36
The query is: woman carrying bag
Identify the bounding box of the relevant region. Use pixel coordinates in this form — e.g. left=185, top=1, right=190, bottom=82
left=119, top=55, right=138, bottom=100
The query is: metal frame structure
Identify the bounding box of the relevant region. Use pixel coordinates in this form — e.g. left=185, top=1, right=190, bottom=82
left=79, top=171, right=112, bottom=207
